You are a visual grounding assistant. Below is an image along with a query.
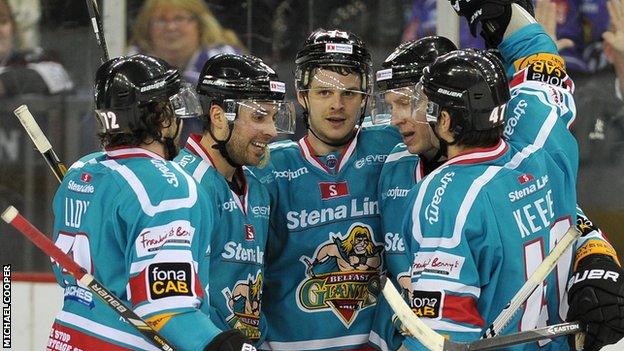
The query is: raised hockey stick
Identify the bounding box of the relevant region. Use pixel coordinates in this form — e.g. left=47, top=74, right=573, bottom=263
left=483, top=225, right=582, bottom=338
left=377, top=225, right=583, bottom=350
left=376, top=276, right=581, bottom=351
left=13, top=105, right=67, bottom=183
left=85, top=0, right=110, bottom=62
left=1, top=206, right=176, bottom=351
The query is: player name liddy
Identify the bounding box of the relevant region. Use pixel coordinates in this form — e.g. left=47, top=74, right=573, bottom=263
left=286, top=197, right=378, bottom=230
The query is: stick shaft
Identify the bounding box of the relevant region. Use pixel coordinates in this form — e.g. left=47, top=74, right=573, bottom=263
left=484, top=225, right=581, bottom=337
left=467, top=322, right=581, bottom=350
left=1, top=206, right=176, bottom=351
left=85, top=0, right=110, bottom=62
left=13, top=105, right=67, bottom=182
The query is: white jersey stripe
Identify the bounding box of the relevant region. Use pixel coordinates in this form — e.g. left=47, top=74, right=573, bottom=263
left=412, top=278, right=481, bottom=297
left=101, top=160, right=198, bottom=217
left=56, top=311, right=160, bottom=351
left=260, top=334, right=370, bottom=350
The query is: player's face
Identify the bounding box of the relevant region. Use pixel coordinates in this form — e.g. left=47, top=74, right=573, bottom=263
left=386, top=87, right=438, bottom=155
left=299, top=69, right=365, bottom=144
left=225, top=102, right=278, bottom=166
left=148, top=6, right=200, bottom=57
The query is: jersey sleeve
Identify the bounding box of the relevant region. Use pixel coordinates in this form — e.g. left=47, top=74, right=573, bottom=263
left=122, top=176, right=222, bottom=349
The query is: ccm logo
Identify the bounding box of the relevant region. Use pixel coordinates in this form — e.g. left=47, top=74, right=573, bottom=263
left=319, top=182, right=349, bottom=200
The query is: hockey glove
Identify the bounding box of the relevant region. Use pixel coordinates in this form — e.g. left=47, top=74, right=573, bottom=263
left=204, top=330, right=257, bottom=351
left=567, top=254, right=624, bottom=351
left=449, top=0, right=530, bottom=47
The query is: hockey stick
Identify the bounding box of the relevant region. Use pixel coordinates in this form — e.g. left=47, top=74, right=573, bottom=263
left=1, top=206, right=176, bottom=351
left=377, top=276, right=581, bottom=351
left=376, top=225, right=583, bottom=350
left=85, top=0, right=110, bottom=62
left=483, top=225, right=581, bottom=338
left=13, top=105, right=67, bottom=183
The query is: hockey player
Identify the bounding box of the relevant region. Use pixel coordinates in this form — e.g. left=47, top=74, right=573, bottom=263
left=252, top=29, right=402, bottom=350
left=397, top=1, right=624, bottom=350
left=368, top=36, right=458, bottom=351
left=174, top=53, right=295, bottom=345
left=49, top=54, right=255, bottom=350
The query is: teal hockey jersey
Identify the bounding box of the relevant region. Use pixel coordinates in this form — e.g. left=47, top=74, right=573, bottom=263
left=175, top=134, right=270, bottom=345
left=253, top=125, right=401, bottom=350
left=400, top=25, right=579, bottom=351
left=50, top=147, right=221, bottom=351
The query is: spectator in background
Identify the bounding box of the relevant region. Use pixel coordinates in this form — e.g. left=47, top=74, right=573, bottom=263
left=129, top=0, right=245, bottom=84
left=0, top=0, right=72, bottom=97
left=129, top=0, right=246, bottom=141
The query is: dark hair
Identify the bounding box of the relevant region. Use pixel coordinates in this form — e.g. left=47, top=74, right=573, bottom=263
left=98, top=101, right=173, bottom=148
left=446, top=108, right=503, bottom=148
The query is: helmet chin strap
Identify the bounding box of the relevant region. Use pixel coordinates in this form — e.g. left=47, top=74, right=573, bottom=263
left=208, top=120, right=243, bottom=168
left=162, top=118, right=182, bottom=161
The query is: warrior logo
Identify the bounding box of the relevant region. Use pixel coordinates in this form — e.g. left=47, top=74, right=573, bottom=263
left=297, top=223, right=383, bottom=327
left=222, top=271, right=263, bottom=341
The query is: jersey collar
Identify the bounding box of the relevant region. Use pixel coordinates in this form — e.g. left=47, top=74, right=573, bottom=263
left=185, top=133, right=250, bottom=215
left=442, top=139, right=508, bottom=167
left=104, top=146, right=164, bottom=160
left=297, top=128, right=360, bottom=175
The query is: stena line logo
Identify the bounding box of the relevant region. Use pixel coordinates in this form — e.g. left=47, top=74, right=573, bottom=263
left=319, top=181, right=349, bottom=200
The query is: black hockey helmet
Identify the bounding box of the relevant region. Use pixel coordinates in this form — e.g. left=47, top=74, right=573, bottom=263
left=376, top=36, right=458, bottom=92
left=295, top=28, right=372, bottom=93
left=372, top=36, right=457, bottom=124
left=196, top=53, right=295, bottom=134
left=197, top=53, right=286, bottom=103
left=94, top=54, right=201, bottom=134
left=420, top=49, right=510, bottom=132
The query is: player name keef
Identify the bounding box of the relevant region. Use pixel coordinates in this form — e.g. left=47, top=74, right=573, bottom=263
left=286, top=198, right=379, bottom=230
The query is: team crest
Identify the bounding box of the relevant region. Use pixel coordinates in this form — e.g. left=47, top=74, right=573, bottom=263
left=221, top=270, right=263, bottom=341
left=297, top=223, right=383, bottom=327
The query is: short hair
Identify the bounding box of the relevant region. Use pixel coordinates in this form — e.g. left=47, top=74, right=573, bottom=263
left=98, top=101, right=174, bottom=149
left=130, top=0, right=245, bottom=53
left=445, top=108, right=504, bottom=149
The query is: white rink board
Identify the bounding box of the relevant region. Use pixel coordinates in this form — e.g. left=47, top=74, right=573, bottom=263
left=8, top=281, right=624, bottom=350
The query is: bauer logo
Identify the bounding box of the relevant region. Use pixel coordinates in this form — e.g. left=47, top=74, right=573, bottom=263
left=325, top=43, right=353, bottom=54
left=148, top=262, right=193, bottom=300
left=437, top=88, right=463, bottom=98
left=319, top=181, right=349, bottom=200
left=269, top=81, right=285, bottom=93
left=376, top=69, right=393, bottom=82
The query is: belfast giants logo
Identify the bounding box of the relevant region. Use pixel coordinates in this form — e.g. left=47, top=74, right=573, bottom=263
left=221, top=271, right=263, bottom=341
left=296, top=223, right=383, bottom=327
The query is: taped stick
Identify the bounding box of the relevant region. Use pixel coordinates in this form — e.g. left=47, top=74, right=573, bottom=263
left=483, top=225, right=582, bottom=338
left=14, top=105, right=67, bottom=182
left=376, top=277, right=581, bottom=351
left=85, top=0, right=110, bottom=62
left=1, top=206, right=176, bottom=351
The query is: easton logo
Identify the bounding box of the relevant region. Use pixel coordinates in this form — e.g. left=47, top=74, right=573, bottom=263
left=319, top=181, right=349, bottom=200
left=148, top=263, right=193, bottom=300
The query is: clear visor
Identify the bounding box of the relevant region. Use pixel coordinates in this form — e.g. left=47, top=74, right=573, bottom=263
left=299, top=69, right=368, bottom=101
left=170, top=83, right=203, bottom=119
left=223, top=99, right=296, bottom=134
left=371, top=85, right=432, bottom=126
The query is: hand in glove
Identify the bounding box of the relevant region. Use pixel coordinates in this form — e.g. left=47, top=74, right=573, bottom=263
left=204, top=330, right=257, bottom=351
left=567, top=254, right=624, bottom=351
